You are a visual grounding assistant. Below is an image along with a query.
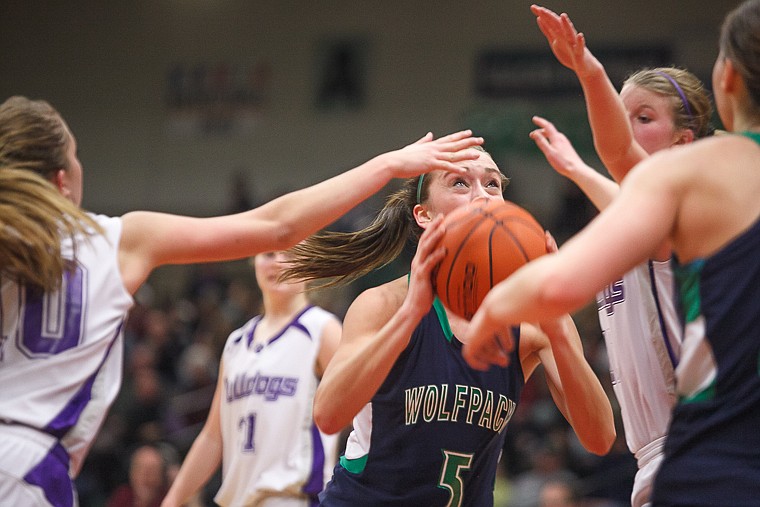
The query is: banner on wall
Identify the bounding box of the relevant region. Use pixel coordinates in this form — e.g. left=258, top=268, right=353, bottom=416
left=164, top=61, right=271, bottom=138
left=474, top=46, right=672, bottom=98
left=469, top=45, right=673, bottom=157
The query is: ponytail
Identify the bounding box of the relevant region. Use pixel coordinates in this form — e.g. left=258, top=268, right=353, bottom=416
left=0, top=167, right=100, bottom=291
left=282, top=178, right=421, bottom=287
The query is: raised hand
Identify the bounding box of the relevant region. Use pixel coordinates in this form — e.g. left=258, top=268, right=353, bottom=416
left=461, top=304, right=516, bottom=371
left=405, top=215, right=448, bottom=316
left=530, top=5, right=600, bottom=80
left=529, top=116, right=589, bottom=179
left=530, top=115, right=620, bottom=211
left=382, top=130, right=483, bottom=179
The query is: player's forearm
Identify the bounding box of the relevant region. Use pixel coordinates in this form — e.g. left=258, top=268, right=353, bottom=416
left=161, top=430, right=222, bottom=507
left=579, top=70, right=637, bottom=181
left=568, top=165, right=620, bottom=211
left=547, top=315, right=615, bottom=455
left=255, top=156, right=390, bottom=250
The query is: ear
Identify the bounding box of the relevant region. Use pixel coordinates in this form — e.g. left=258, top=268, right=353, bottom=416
left=413, top=203, right=433, bottom=229
left=53, top=169, right=71, bottom=199
left=719, top=57, right=738, bottom=94
left=675, top=128, right=695, bottom=145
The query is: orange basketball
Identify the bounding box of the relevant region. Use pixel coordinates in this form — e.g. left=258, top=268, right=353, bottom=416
left=434, top=199, right=547, bottom=320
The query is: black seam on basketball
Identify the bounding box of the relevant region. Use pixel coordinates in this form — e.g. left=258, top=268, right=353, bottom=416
left=493, top=220, right=531, bottom=262
left=488, top=224, right=496, bottom=289
left=499, top=217, right=545, bottom=239
left=445, top=212, right=489, bottom=311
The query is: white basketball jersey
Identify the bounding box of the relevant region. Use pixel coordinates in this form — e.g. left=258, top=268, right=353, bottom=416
left=597, top=260, right=682, bottom=504
left=0, top=213, right=133, bottom=476
left=216, top=305, right=339, bottom=507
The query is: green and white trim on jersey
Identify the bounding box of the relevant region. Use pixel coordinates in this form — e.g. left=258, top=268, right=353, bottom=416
left=673, top=259, right=717, bottom=403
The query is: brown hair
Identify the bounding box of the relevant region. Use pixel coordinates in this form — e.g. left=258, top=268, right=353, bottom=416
left=282, top=146, right=508, bottom=287
left=0, top=96, right=101, bottom=291
left=720, top=0, right=760, bottom=115
left=0, top=96, right=71, bottom=178
left=0, top=166, right=99, bottom=291
left=623, top=67, right=714, bottom=138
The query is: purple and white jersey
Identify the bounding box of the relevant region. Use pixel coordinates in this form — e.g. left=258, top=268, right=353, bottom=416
left=215, top=305, right=338, bottom=507
left=0, top=214, right=132, bottom=502
left=596, top=260, right=682, bottom=506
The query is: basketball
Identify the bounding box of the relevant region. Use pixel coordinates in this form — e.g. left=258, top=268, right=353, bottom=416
left=434, top=199, right=547, bottom=320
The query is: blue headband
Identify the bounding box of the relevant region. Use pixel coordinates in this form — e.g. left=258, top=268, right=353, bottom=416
left=655, top=71, right=693, bottom=120
left=416, top=174, right=425, bottom=204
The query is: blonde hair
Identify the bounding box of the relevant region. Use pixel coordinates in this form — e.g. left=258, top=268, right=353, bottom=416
left=0, top=96, right=70, bottom=178
left=624, top=67, right=714, bottom=138
left=0, top=166, right=99, bottom=291
left=0, top=96, right=101, bottom=291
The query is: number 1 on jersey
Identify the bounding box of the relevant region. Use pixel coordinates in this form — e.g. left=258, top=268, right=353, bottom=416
left=239, top=412, right=256, bottom=452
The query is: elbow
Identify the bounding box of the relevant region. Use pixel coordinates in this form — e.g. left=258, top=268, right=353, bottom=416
left=314, top=412, right=342, bottom=436
left=585, top=427, right=616, bottom=456
left=579, top=412, right=616, bottom=456
left=272, top=223, right=299, bottom=251
left=313, top=397, right=346, bottom=436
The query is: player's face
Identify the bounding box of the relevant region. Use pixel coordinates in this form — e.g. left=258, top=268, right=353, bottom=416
left=253, top=251, right=305, bottom=296
left=61, top=128, right=84, bottom=206
left=424, top=151, right=505, bottom=218
left=620, top=84, right=682, bottom=155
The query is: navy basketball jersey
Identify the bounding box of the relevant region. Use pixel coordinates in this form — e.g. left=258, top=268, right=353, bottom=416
left=321, top=299, right=523, bottom=507
left=652, top=131, right=760, bottom=506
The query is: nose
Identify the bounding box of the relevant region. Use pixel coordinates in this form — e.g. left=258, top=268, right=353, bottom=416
left=471, top=183, right=494, bottom=202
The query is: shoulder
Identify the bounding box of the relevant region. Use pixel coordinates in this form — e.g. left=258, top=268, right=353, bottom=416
left=344, top=276, right=407, bottom=326
left=636, top=134, right=754, bottom=181
left=223, top=316, right=259, bottom=352
left=79, top=212, right=122, bottom=243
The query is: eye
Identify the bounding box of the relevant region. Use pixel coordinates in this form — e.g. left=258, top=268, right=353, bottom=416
left=637, top=114, right=652, bottom=124
left=486, top=178, right=501, bottom=189
left=452, top=178, right=468, bottom=188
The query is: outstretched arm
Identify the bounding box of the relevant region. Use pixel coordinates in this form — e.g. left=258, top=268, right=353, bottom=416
left=462, top=154, right=678, bottom=369
left=521, top=318, right=615, bottom=455
left=530, top=116, right=620, bottom=211
left=118, top=131, right=483, bottom=293
left=313, top=217, right=447, bottom=434
left=531, top=5, right=648, bottom=179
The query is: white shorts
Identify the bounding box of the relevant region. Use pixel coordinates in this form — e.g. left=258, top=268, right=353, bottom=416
left=631, top=452, right=664, bottom=507
left=0, top=424, right=76, bottom=507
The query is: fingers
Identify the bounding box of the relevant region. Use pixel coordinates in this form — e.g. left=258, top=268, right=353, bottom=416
left=545, top=230, right=559, bottom=254
left=431, top=132, right=484, bottom=174
left=412, top=217, right=447, bottom=281
left=529, top=117, right=551, bottom=148
left=463, top=330, right=513, bottom=370
left=412, top=132, right=434, bottom=145
left=535, top=14, right=557, bottom=42
left=560, top=13, right=576, bottom=35
left=416, top=216, right=445, bottom=259
left=529, top=129, right=548, bottom=149
left=576, top=33, right=587, bottom=54
left=532, top=115, right=557, bottom=133
left=434, top=129, right=473, bottom=143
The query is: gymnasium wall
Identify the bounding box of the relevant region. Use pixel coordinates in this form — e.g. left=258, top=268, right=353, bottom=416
left=0, top=0, right=738, bottom=223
